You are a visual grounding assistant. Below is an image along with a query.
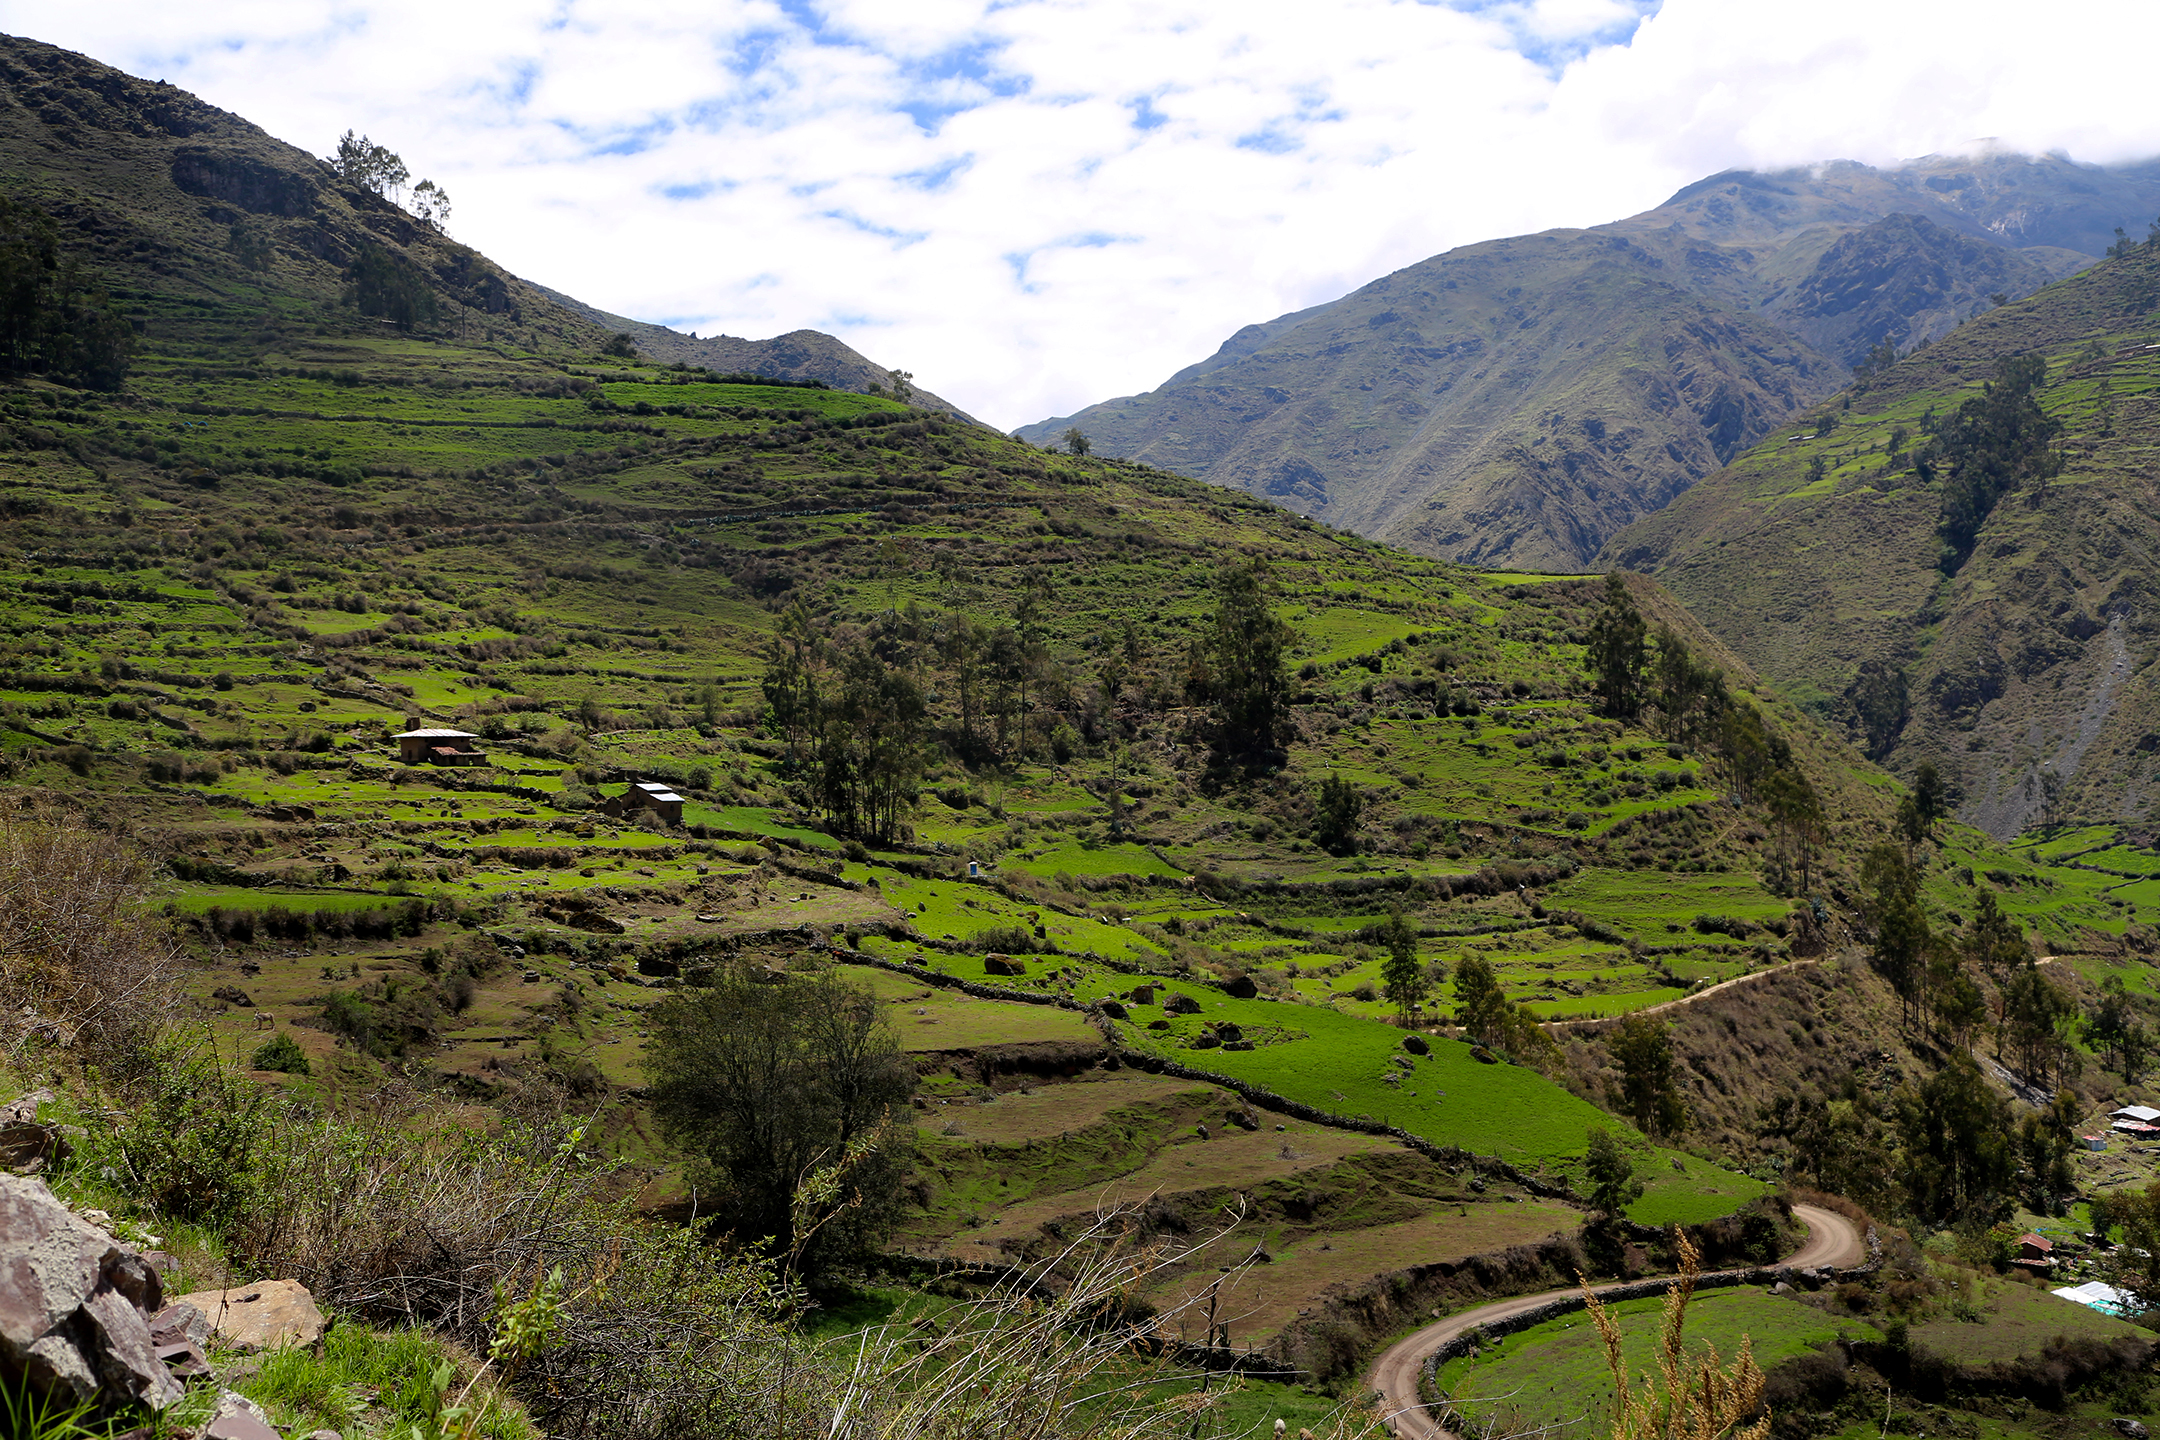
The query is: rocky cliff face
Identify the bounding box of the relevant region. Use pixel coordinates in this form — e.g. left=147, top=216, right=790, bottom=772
left=1021, top=153, right=2160, bottom=572
left=1766, top=212, right=2062, bottom=366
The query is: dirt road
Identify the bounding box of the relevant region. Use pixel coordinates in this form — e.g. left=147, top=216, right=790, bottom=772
left=1544, top=958, right=1822, bottom=1030
left=1365, top=1204, right=1864, bottom=1439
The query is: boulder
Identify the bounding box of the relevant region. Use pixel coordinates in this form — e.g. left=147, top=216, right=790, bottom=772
left=148, top=1302, right=212, bottom=1382
left=1129, top=986, right=1156, bottom=1006
left=566, top=911, right=625, bottom=935
left=210, top=987, right=254, bottom=1008
left=984, top=955, right=1026, bottom=977
left=150, top=1302, right=209, bottom=1352
left=0, top=1173, right=183, bottom=1414
left=2115, top=1422, right=2149, bottom=1440
left=1401, top=1035, right=1430, bottom=1056
left=0, top=1089, right=55, bottom=1123
left=1098, top=1001, right=1128, bottom=1020
left=1212, top=1023, right=1243, bottom=1042
left=171, top=1280, right=327, bottom=1354
left=1162, top=992, right=1202, bottom=1016
left=1223, top=973, right=1258, bottom=999
left=0, top=1120, right=71, bottom=1175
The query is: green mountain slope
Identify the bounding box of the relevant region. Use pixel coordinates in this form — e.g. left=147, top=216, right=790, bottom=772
left=0, top=31, right=966, bottom=413
left=1602, top=236, right=2160, bottom=837
left=1019, top=154, right=2160, bottom=572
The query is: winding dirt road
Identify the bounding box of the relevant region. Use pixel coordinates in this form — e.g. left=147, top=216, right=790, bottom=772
left=1544, top=958, right=1822, bottom=1030
left=1366, top=1204, right=1865, bottom=1439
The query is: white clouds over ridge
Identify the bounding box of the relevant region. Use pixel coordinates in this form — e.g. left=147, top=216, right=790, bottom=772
left=9, top=0, right=2160, bottom=426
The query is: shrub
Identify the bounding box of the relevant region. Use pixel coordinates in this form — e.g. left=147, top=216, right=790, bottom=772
left=314, top=965, right=462, bottom=1058
left=1314, top=775, right=1362, bottom=855
left=250, top=1032, right=311, bottom=1075
left=0, top=805, right=178, bottom=1059
left=100, top=1041, right=271, bottom=1221
left=232, top=1117, right=1320, bottom=1440
left=971, top=925, right=1043, bottom=955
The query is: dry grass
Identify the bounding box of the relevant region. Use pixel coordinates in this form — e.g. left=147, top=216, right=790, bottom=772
left=226, top=1100, right=1379, bottom=1439
left=1580, top=1232, right=1767, bottom=1440
left=223, top=1106, right=790, bottom=1439
left=0, top=802, right=178, bottom=1061
left=826, top=1217, right=1381, bottom=1440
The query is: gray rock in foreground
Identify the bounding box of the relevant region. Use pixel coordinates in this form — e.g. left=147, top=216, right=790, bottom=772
left=0, top=1172, right=183, bottom=1415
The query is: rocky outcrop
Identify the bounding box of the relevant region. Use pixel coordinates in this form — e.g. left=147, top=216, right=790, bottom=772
left=0, top=1173, right=183, bottom=1415
left=0, top=1089, right=71, bottom=1174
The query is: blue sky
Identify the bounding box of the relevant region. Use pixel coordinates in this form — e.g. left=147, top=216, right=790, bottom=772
left=10, top=0, right=2160, bottom=426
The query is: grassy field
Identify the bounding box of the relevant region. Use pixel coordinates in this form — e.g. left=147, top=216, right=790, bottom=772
left=1147, top=1201, right=1579, bottom=1344
left=1909, top=1271, right=2147, bottom=1364
left=1437, top=1290, right=1880, bottom=1440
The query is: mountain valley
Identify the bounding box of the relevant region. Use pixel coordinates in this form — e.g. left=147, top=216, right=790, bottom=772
left=2, top=28, right=2160, bottom=1440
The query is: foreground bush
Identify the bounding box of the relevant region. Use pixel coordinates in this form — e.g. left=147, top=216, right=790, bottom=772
left=202, top=1090, right=1371, bottom=1439
left=0, top=804, right=177, bottom=1061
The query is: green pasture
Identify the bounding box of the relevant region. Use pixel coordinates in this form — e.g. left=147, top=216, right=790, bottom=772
left=1540, top=870, right=1789, bottom=942
left=1123, top=991, right=1620, bottom=1166
left=160, top=885, right=405, bottom=915
left=1001, top=840, right=1186, bottom=880
left=1437, top=1290, right=1876, bottom=1440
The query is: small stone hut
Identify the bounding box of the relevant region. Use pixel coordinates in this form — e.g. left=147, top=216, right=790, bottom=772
left=393, top=728, right=486, bottom=767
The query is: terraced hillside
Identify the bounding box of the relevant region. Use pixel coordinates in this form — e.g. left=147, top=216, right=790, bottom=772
left=1605, top=234, right=2160, bottom=839
left=13, top=35, right=2160, bottom=1428
left=0, top=284, right=1892, bottom=1385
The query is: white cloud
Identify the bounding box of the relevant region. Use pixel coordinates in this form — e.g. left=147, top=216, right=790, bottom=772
left=8, top=0, right=2160, bottom=427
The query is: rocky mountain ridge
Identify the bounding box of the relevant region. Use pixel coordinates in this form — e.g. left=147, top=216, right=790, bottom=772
left=1020, top=152, right=2160, bottom=572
